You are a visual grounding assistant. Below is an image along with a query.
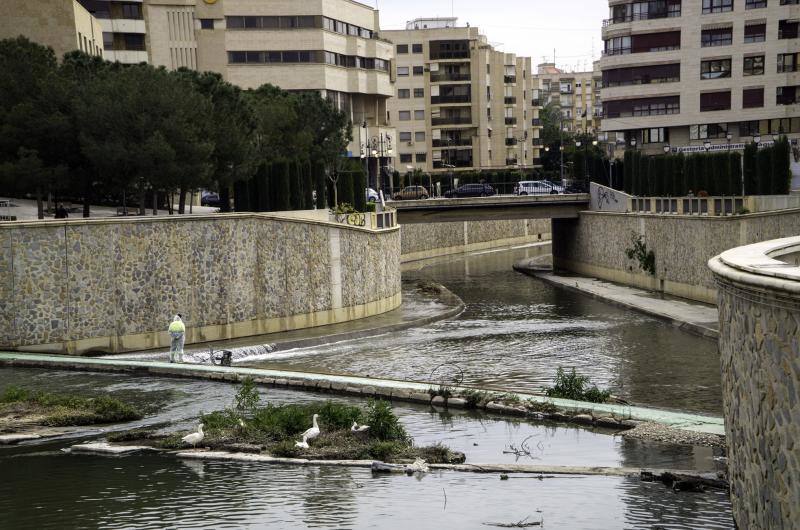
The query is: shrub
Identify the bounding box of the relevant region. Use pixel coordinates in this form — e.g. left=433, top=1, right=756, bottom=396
left=743, top=143, right=758, bottom=195
left=234, top=377, right=261, bottom=416
left=625, top=233, right=656, bottom=275
left=544, top=367, right=611, bottom=404
left=461, top=389, right=488, bottom=409
left=365, top=400, right=410, bottom=443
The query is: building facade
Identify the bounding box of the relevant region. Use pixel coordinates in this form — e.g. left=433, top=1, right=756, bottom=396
left=600, top=0, right=800, bottom=155
left=1, top=0, right=104, bottom=59
left=140, top=0, right=395, bottom=186
left=534, top=62, right=603, bottom=135
left=79, top=1, right=148, bottom=63
left=383, top=18, right=543, bottom=176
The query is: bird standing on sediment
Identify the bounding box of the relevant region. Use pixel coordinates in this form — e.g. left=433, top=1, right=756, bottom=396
left=182, top=423, right=204, bottom=448
left=294, top=414, right=320, bottom=449
left=351, top=421, right=370, bottom=433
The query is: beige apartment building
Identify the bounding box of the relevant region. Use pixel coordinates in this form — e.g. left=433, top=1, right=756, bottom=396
left=383, top=18, right=543, bottom=175
left=600, top=0, right=800, bottom=155
left=135, top=0, right=396, bottom=186
left=1, top=0, right=104, bottom=59
left=534, top=62, right=603, bottom=135
left=78, top=1, right=149, bottom=64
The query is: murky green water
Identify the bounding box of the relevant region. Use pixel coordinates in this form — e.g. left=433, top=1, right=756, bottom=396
left=248, top=246, right=723, bottom=415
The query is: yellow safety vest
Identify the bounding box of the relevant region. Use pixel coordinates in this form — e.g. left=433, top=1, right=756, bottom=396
left=169, top=320, right=185, bottom=333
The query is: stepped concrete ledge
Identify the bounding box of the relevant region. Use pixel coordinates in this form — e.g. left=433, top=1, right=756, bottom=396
left=515, top=262, right=719, bottom=340
left=0, top=352, right=724, bottom=436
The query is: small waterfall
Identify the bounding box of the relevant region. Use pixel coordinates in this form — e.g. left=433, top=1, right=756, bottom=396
left=182, top=343, right=277, bottom=365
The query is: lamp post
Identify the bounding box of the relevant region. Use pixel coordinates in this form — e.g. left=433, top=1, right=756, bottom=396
left=703, top=141, right=712, bottom=152
left=369, top=133, right=393, bottom=198
left=726, top=132, right=732, bottom=151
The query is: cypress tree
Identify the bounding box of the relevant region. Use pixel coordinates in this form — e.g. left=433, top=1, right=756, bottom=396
left=771, top=136, right=791, bottom=195
left=273, top=161, right=292, bottom=211
left=353, top=161, right=367, bottom=212
left=623, top=150, right=633, bottom=194
left=729, top=152, right=742, bottom=196
left=314, top=161, right=327, bottom=209
left=638, top=151, right=649, bottom=196
left=338, top=162, right=355, bottom=207
left=757, top=148, right=772, bottom=195
left=743, top=143, right=758, bottom=195
left=683, top=154, right=695, bottom=195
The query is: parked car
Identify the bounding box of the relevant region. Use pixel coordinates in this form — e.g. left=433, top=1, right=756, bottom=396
left=444, top=183, right=496, bottom=198
left=201, top=191, right=221, bottom=206
left=392, top=186, right=429, bottom=201
left=564, top=180, right=589, bottom=194
left=514, top=180, right=564, bottom=195
left=366, top=188, right=379, bottom=203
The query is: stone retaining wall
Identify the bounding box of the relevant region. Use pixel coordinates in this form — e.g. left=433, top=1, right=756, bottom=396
left=709, top=239, right=800, bottom=529
left=553, top=209, right=800, bottom=304
left=401, top=219, right=552, bottom=262
left=0, top=214, right=401, bottom=355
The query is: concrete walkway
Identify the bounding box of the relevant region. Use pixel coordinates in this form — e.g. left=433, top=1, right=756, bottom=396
left=515, top=263, right=719, bottom=340
left=0, top=352, right=725, bottom=436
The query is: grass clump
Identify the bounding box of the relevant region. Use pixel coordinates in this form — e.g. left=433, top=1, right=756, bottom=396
left=0, top=385, right=143, bottom=427
left=461, top=389, right=488, bottom=409
left=544, top=368, right=611, bottom=404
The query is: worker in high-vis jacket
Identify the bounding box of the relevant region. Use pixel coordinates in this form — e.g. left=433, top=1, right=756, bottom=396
left=168, top=314, right=186, bottom=363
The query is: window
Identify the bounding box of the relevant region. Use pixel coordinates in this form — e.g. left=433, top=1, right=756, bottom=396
left=779, top=20, right=799, bottom=39
left=702, top=0, right=734, bottom=13
left=103, top=32, right=113, bottom=49
left=399, top=111, right=411, bottom=121
left=739, top=120, right=760, bottom=137
left=398, top=89, right=410, bottom=99
left=701, top=58, right=732, bottom=79
left=399, top=132, right=412, bottom=142
left=744, top=23, right=767, bottom=43
left=604, top=35, right=631, bottom=55
left=700, top=91, right=732, bottom=111
left=602, top=63, right=681, bottom=86
left=414, top=110, right=425, bottom=120
left=642, top=128, right=667, bottom=144
left=414, top=88, right=424, bottom=98
left=200, top=19, right=214, bottom=30
left=121, top=3, right=143, bottom=19
left=690, top=123, right=729, bottom=140
left=400, top=154, right=412, bottom=163
left=415, top=132, right=426, bottom=142
left=743, top=55, right=765, bottom=75
left=745, top=0, right=767, bottom=7
left=412, top=44, right=423, bottom=53
left=743, top=87, right=765, bottom=108
left=397, top=66, right=409, bottom=76
left=603, top=96, right=680, bottom=118
left=397, top=44, right=408, bottom=54
left=777, top=86, right=799, bottom=105
left=702, top=28, right=732, bottom=47
left=416, top=153, right=427, bottom=162
left=413, top=66, right=424, bottom=76
left=778, top=53, right=799, bottom=72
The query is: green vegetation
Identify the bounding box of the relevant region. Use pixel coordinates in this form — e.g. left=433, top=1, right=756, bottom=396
left=0, top=385, right=142, bottom=426
left=461, top=389, right=489, bottom=409
left=625, top=233, right=656, bottom=276
left=544, top=368, right=611, bottom=404
left=0, top=36, right=362, bottom=218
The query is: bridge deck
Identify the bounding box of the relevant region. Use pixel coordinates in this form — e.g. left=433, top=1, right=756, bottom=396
left=391, top=194, right=590, bottom=223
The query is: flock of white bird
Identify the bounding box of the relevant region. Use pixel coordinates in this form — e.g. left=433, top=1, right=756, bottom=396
left=179, top=414, right=371, bottom=450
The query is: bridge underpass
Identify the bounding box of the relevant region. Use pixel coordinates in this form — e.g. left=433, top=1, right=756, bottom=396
left=390, top=194, right=590, bottom=224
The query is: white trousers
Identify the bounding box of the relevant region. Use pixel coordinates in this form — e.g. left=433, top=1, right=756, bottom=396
left=170, top=332, right=185, bottom=363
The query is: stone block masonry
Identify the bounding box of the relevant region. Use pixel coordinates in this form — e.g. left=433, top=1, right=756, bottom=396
left=553, top=209, right=800, bottom=304
left=0, top=213, right=401, bottom=355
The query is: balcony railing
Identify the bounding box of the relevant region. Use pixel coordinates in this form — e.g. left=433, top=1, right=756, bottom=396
left=532, top=138, right=543, bottom=146
left=433, top=159, right=473, bottom=169
left=532, top=118, right=541, bottom=126
left=505, top=138, right=518, bottom=146
left=429, top=72, right=471, bottom=82
left=504, top=117, right=517, bottom=125
left=432, top=138, right=473, bottom=148
left=504, top=97, right=517, bottom=105
left=602, top=45, right=680, bottom=56
left=430, top=51, right=470, bottom=60
left=432, top=116, right=473, bottom=126
left=431, top=95, right=471, bottom=104
left=506, top=158, right=519, bottom=166
left=602, top=10, right=681, bottom=27
left=531, top=99, right=541, bottom=106
left=779, top=28, right=799, bottom=39
left=504, top=75, right=517, bottom=84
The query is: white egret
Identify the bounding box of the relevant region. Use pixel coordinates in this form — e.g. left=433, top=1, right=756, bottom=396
left=181, top=424, right=204, bottom=448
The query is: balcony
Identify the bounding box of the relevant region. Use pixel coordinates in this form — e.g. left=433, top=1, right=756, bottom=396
left=432, top=116, right=473, bottom=126
left=429, top=72, right=471, bottom=83
left=504, top=97, right=517, bottom=105
left=532, top=138, right=543, bottom=146
left=432, top=137, right=473, bottom=148
left=505, top=138, right=518, bottom=146
left=531, top=99, right=541, bottom=106
left=505, top=117, right=517, bottom=125
left=779, top=22, right=799, bottom=39
left=430, top=51, right=470, bottom=60
left=602, top=10, right=681, bottom=27
left=506, top=158, right=519, bottom=166
left=532, top=118, right=541, bottom=126
left=504, top=75, right=517, bottom=84
left=433, top=159, right=473, bottom=169
left=431, top=94, right=471, bottom=104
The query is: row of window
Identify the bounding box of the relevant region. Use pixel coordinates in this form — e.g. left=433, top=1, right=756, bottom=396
left=640, top=117, right=799, bottom=144
left=398, top=110, right=426, bottom=121
left=399, top=153, right=428, bottom=163
left=397, top=66, right=424, bottom=76
left=396, top=44, right=424, bottom=54
left=398, top=88, right=425, bottom=98
left=704, top=0, right=800, bottom=12
left=227, top=50, right=389, bottom=71
left=398, top=131, right=427, bottom=142
left=701, top=53, right=799, bottom=78
left=225, top=16, right=374, bottom=39
left=703, top=21, right=798, bottom=47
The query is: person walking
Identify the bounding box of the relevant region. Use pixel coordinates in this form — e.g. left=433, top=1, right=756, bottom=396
left=168, top=314, right=186, bottom=363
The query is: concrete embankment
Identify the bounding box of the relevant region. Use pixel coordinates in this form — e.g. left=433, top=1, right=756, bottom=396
left=514, top=258, right=719, bottom=340
left=0, top=352, right=725, bottom=436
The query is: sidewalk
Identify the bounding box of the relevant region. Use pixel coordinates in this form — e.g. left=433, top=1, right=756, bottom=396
left=514, top=260, right=719, bottom=340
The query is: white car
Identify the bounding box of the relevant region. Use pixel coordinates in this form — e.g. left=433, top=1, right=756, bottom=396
left=515, top=180, right=564, bottom=195
left=366, top=188, right=379, bottom=203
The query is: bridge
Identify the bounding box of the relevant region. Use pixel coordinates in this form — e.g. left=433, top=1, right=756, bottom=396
left=390, top=194, right=590, bottom=224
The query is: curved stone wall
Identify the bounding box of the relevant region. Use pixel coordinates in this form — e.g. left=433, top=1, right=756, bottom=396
left=709, top=237, right=800, bottom=529
left=0, top=213, right=401, bottom=355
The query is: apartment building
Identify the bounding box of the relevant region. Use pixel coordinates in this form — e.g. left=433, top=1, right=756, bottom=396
left=79, top=1, right=148, bottom=63
left=534, top=62, right=603, bottom=135
left=131, top=0, right=395, bottom=184
left=600, top=0, right=800, bottom=155
left=383, top=18, right=543, bottom=174
left=1, top=0, right=104, bottom=59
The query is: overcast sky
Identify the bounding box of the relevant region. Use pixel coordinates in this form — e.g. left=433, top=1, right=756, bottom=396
left=371, top=0, right=607, bottom=72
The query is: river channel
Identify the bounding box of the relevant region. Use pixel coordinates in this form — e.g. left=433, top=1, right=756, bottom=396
left=248, top=245, right=723, bottom=415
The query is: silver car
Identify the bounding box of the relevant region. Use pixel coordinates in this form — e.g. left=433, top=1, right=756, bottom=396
left=515, top=180, right=564, bottom=195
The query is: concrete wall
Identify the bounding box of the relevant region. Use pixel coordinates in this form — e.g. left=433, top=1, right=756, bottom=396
left=709, top=238, right=800, bottom=529
left=401, top=218, right=551, bottom=262
left=0, top=213, right=400, bottom=355
left=553, top=209, right=800, bottom=304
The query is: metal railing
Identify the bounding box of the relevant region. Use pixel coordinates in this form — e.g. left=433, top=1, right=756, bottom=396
left=430, top=72, right=471, bottom=82
left=505, top=117, right=517, bottom=125
left=504, top=75, right=517, bottom=84
left=432, top=138, right=473, bottom=148
left=629, top=196, right=745, bottom=216
left=602, top=10, right=681, bottom=27
left=504, top=97, right=517, bottom=105
left=431, top=94, right=471, bottom=104
left=430, top=51, right=470, bottom=60
left=432, top=116, right=473, bottom=126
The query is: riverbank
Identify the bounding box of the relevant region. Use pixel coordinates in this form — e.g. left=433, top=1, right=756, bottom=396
left=514, top=257, right=719, bottom=340
left=0, top=352, right=725, bottom=438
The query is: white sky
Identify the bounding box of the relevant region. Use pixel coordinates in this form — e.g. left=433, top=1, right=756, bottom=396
left=370, top=0, right=608, bottom=72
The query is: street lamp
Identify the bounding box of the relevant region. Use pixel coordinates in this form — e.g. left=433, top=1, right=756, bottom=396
left=703, top=141, right=712, bottom=152
left=754, top=135, right=761, bottom=145
left=630, top=138, right=637, bottom=149
left=592, top=140, right=598, bottom=147
left=663, top=145, right=671, bottom=154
